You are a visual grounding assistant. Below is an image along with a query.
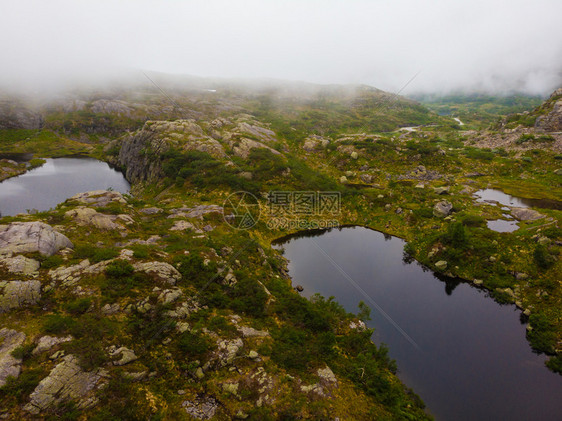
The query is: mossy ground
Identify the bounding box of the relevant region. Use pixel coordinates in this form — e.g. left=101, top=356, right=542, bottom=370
left=0, top=89, right=560, bottom=419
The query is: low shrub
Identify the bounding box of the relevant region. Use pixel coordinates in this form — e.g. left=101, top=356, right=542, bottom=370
left=41, top=255, right=64, bottom=269
left=461, top=214, right=486, bottom=227
left=105, top=259, right=134, bottom=278
left=64, top=297, right=92, bottom=315
left=42, top=314, right=77, bottom=334
left=74, top=245, right=119, bottom=263
left=176, top=331, right=214, bottom=359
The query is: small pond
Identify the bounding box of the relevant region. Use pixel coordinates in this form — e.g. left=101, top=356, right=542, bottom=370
left=487, top=219, right=519, bottom=233
left=0, top=157, right=130, bottom=217
left=475, top=188, right=562, bottom=211
left=273, top=226, right=562, bottom=421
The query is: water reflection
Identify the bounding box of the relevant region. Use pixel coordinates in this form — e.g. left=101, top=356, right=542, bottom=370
left=475, top=189, right=562, bottom=210
left=0, top=157, right=130, bottom=216
left=274, top=226, right=562, bottom=421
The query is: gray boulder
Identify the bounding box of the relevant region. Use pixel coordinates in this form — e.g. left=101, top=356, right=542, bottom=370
left=0, top=222, right=73, bottom=256
left=109, top=346, right=138, bottom=366
left=133, top=261, right=181, bottom=285
left=0, top=328, right=26, bottom=387
left=435, top=260, right=448, bottom=270
left=433, top=200, right=453, bottom=218
left=32, top=335, right=73, bottom=355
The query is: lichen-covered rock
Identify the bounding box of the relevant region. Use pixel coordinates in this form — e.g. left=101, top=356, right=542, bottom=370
left=24, top=355, right=107, bottom=414
left=65, top=207, right=121, bottom=230
left=109, top=346, right=138, bottom=366
left=435, top=260, right=448, bottom=270
left=0, top=222, right=72, bottom=256
left=303, top=135, right=330, bottom=151
left=236, top=122, right=277, bottom=143
left=32, top=335, right=72, bottom=355
left=0, top=328, right=26, bottom=387
left=511, top=207, right=545, bottom=221
left=49, top=259, right=110, bottom=287
left=214, top=338, right=243, bottom=367
left=300, top=366, right=338, bottom=398
left=0, top=255, right=40, bottom=274
left=0, top=280, right=41, bottom=313
left=133, top=261, right=181, bottom=285
left=317, top=366, right=338, bottom=386
left=101, top=303, right=120, bottom=315
left=158, top=288, right=183, bottom=305
left=117, top=120, right=226, bottom=184
left=182, top=395, right=219, bottom=420
left=69, top=190, right=127, bottom=207
left=433, top=200, right=453, bottom=218
left=139, top=207, right=163, bottom=215
left=169, top=205, right=223, bottom=219
left=170, top=220, right=202, bottom=232
left=230, top=137, right=281, bottom=159
left=239, top=326, right=269, bottom=338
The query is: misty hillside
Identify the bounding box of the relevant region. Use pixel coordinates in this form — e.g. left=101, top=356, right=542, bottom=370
left=411, top=92, right=545, bottom=128
left=0, top=77, right=455, bottom=145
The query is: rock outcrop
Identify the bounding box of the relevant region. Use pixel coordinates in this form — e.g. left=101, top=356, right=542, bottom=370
left=535, top=88, right=562, bottom=132
left=69, top=190, right=127, bottom=207
left=24, top=355, right=107, bottom=414
left=0, top=328, right=26, bottom=387
left=117, top=119, right=226, bottom=184
left=0, top=280, right=42, bottom=313
left=229, top=137, right=281, bottom=159
left=0, top=101, right=43, bottom=130
left=64, top=207, right=132, bottom=230
left=303, top=135, right=330, bottom=151
left=182, top=395, right=219, bottom=420
left=169, top=205, right=223, bottom=219
left=91, top=99, right=132, bottom=117
left=0, top=255, right=40, bottom=274
left=0, top=222, right=73, bottom=256
left=32, top=336, right=73, bottom=356
left=132, top=261, right=181, bottom=285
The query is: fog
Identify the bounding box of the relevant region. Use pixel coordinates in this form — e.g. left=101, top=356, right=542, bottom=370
left=1, top=0, right=561, bottom=96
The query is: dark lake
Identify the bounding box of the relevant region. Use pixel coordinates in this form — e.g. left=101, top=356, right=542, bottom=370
left=0, top=157, right=130, bottom=217
left=273, top=226, right=562, bottom=421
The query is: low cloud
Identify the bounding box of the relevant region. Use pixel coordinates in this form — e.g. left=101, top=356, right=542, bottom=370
left=1, top=0, right=561, bottom=95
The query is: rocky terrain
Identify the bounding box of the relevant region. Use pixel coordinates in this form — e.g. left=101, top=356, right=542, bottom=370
left=0, top=81, right=560, bottom=419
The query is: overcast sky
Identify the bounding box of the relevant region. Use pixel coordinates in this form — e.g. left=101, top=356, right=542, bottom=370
left=2, top=0, right=561, bottom=95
